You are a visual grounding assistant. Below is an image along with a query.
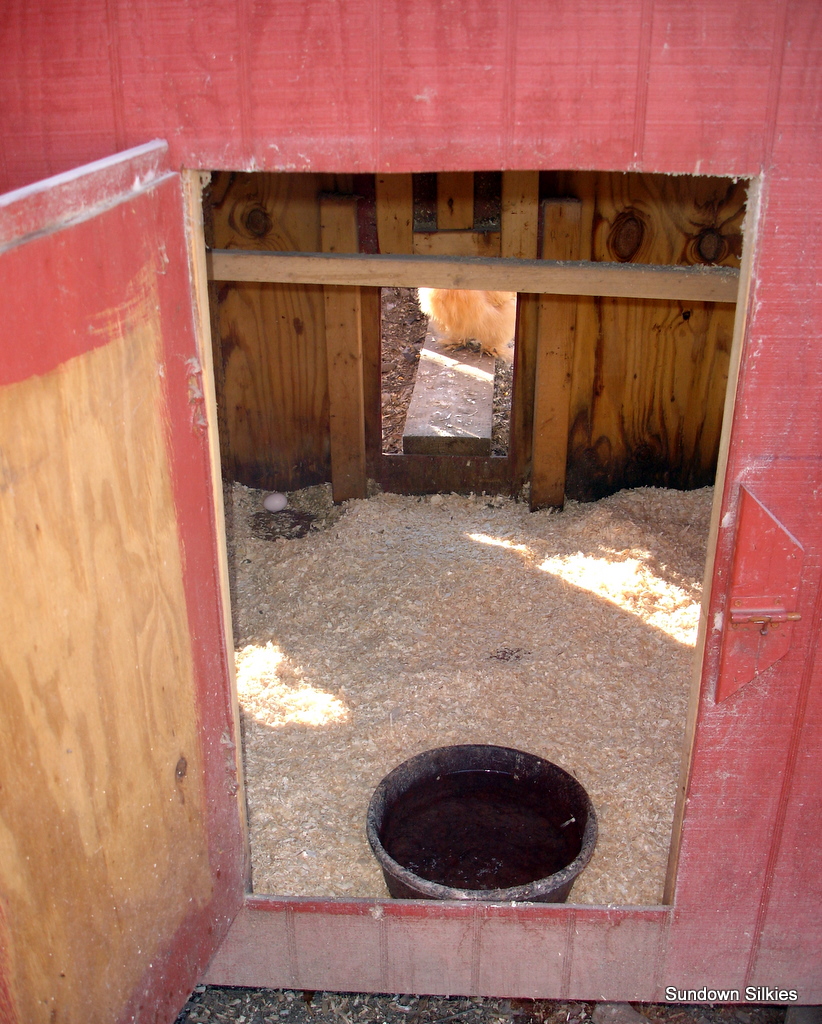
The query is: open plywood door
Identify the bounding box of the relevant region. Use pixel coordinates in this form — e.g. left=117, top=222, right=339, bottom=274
left=0, top=143, right=246, bottom=1023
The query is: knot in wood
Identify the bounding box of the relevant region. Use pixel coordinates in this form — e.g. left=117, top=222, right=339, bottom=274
left=608, top=211, right=646, bottom=262
left=695, top=228, right=727, bottom=264
left=244, top=205, right=272, bottom=238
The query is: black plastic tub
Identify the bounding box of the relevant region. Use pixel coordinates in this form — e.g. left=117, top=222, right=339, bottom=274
left=366, top=744, right=597, bottom=903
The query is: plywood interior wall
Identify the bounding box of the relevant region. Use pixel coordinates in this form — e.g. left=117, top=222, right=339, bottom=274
left=208, top=173, right=345, bottom=490
left=207, top=170, right=745, bottom=501
left=0, top=324, right=212, bottom=1021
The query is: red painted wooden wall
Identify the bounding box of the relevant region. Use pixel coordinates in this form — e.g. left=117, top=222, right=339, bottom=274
left=1, top=0, right=821, bottom=1010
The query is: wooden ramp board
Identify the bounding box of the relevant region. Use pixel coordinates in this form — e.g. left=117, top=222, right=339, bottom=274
left=402, top=327, right=496, bottom=456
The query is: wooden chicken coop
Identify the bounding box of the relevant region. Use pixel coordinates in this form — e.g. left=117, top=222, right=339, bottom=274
left=1, top=2, right=821, bottom=1022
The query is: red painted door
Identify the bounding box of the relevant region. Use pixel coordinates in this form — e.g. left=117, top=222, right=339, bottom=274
left=0, top=143, right=246, bottom=1023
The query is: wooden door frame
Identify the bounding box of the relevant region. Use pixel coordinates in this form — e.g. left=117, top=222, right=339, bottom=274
left=194, top=176, right=781, bottom=1000
left=662, top=177, right=762, bottom=902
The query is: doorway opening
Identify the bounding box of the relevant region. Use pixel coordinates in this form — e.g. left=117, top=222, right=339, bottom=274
left=202, top=169, right=750, bottom=906
left=379, top=173, right=516, bottom=457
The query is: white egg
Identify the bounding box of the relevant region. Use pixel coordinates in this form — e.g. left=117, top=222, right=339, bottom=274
left=263, top=491, right=287, bottom=513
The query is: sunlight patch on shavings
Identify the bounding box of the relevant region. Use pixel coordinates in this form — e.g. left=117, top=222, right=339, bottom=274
left=236, top=642, right=350, bottom=728
left=465, top=532, right=533, bottom=558
left=536, top=552, right=700, bottom=644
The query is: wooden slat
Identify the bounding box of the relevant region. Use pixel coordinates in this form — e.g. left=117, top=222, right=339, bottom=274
left=375, top=174, right=414, bottom=255
left=501, top=171, right=540, bottom=260
left=507, top=293, right=539, bottom=495
left=500, top=171, right=540, bottom=495
left=530, top=199, right=582, bottom=509
left=412, top=230, right=501, bottom=257
left=379, top=452, right=511, bottom=496
left=320, top=194, right=367, bottom=501
left=437, top=171, right=475, bottom=230
left=182, top=168, right=250, bottom=871
left=204, top=897, right=670, bottom=1000
left=208, top=249, right=740, bottom=303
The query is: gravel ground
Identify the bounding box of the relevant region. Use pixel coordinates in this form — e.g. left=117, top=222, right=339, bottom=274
left=175, top=988, right=789, bottom=1024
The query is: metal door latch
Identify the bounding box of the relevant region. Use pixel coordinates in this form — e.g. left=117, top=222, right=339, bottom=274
left=730, top=599, right=802, bottom=636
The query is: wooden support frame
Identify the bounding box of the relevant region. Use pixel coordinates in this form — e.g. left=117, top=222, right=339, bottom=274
left=208, top=250, right=740, bottom=304
left=412, top=230, right=501, bottom=257
left=530, top=199, right=582, bottom=509
left=208, top=220, right=741, bottom=502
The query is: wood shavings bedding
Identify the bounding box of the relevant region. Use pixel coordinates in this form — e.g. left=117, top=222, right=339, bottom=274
left=227, top=482, right=714, bottom=905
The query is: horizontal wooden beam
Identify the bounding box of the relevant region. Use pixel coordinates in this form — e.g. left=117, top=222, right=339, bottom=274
left=207, top=249, right=740, bottom=303
left=379, top=452, right=512, bottom=495
left=203, top=896, right=672, bottom=1000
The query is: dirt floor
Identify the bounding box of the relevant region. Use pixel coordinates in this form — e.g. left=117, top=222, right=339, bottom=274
left=175, top=989, right=789, bottom=1024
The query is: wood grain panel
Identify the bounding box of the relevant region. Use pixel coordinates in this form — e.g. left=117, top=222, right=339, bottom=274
left=666, top=171, right=822, bottom=996
left=412, top=231, right=502, bottom=257
left=0, top=328, right=211, bottom=1023
left=375, top=174, right=414, bottom=255
left=729, top=12, right=822, bottom=980
left=0, top=1, right=780, bottom=192
left=208, top=172, right=331, bottom=490
left=567, top=908, right=667, bottom=999
left=437, top=172, right=475, bottom=230
left=0, top=155, right=245, bottom=1023
left=641, top=1, right=780, bottom=173
left=501, top=171, right=541, bottom=260
left=555, top=171, right=746, bottom=499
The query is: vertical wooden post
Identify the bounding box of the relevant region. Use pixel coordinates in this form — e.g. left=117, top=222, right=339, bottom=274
left=437, top=171, right=475, bottom=230
left=375, top=174, right=414, bottom=254
left=530, top=199, right=582, bottom=509
left=502, top=171, right=540, bottom=496
left=320, top=194, right=367, bottom=501
left=501, top=171, right=540, bottom=258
